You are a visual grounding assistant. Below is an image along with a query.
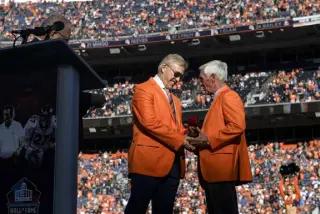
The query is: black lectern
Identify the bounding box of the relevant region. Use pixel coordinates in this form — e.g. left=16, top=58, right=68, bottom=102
left=0, top=39, right=104, bottom=214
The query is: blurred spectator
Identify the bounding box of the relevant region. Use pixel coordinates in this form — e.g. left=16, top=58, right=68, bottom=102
left=279, top=175, right=301, bottom=214
left=77, top=140, right=320, bottom=213
left=262, top=68, right=320, bottom=104
left=84, top=68, right=319, bottom=118
left=1, top=0, right=320, bottom=40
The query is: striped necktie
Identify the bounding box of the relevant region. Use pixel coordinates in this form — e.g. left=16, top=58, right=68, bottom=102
left=165, top=89, right=176, bottom=122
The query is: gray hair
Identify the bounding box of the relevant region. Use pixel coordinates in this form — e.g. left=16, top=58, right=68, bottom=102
left=158, top=54, right=188, bottom=72
left=199, top=60, right=228, bottom=82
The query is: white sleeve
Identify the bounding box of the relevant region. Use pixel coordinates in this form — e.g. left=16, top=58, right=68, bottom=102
left=16, top=122, right=25, bottom=138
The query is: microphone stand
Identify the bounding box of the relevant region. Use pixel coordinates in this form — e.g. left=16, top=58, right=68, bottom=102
left=21, top=31, right=30, bottom=45
left=44, top=33, right=51, bottom=40
left=12, top=31, right=29, bottom=48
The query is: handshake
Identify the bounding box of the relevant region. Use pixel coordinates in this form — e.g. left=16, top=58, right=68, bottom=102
left=182, top=116, right=210, bottom=152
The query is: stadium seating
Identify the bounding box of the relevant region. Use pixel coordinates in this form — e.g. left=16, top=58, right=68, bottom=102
left=2, top=2, right=320, bottom=214
left=77, top=140, right=320, bottom=214
left=260, top=68, right=320, bottom=104
left=84, top=68, right=320, bottom=118
left=1, top=0, right=320, bottom=40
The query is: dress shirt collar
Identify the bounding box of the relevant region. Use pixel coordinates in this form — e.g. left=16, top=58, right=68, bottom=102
left=153, top=75, right=166, bottom=90
left=213, top=85, right=224, bottom=99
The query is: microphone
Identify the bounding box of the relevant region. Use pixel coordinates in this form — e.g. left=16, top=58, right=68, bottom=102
left=11, top=21, right=65, bottom=37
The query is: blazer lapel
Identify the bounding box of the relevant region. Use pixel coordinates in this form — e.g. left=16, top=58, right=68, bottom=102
left=202, top=85, right=230, bottom=127
left=149, top=78, right=176, bottom=121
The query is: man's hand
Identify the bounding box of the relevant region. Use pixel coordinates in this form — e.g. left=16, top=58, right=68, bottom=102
left=186, top=127, right=210, bottom=150
left=183, top=137, right=196, bottom=152
left=187, top=125, right=199, bottom=138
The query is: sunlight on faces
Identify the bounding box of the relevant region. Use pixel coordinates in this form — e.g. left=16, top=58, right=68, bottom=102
left=162, top=63, right=185, bottom=89
left=286, top=184, right=294, bottom=196
left=199, top=70, right=216, bottom=94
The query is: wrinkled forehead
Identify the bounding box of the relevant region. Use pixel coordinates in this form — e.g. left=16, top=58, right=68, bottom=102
left=199, top=70, right=207, bottom=79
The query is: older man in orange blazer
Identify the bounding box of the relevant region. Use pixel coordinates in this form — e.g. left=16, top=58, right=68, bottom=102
left=187, top=60, right=253, bottom=214
left=125, top=54, right=194, bottom=214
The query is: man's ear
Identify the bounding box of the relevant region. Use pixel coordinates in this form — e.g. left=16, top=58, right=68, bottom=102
left=210, top=74, right=217, bottom=83
left=160, top=65, right=165, bottom=73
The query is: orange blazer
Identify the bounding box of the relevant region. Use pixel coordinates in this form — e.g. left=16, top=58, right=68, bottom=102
left=198, top=85, right=252, bottom=184
left=128, top=78, right=186, bottom=178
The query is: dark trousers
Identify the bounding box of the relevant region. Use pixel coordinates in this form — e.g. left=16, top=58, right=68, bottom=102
left=125, top=158, right=180, bottom=214
left=204, top=182, right=239, bottom=214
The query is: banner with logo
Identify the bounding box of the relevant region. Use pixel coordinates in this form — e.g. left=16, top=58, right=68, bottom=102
left=293, top=15, right=320, bottom=27
left=70, top=19, right=292, bottom=49
left=214, top=20, right=290, bottom=35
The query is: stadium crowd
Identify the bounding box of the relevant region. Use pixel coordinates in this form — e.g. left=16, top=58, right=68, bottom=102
left=85, top=67, right=320, bottom=118
left=260, top=68, right=320, bottom=105
left=77, top=140, right=320, bottom=214
left=1, top=0, right=320, bottom=40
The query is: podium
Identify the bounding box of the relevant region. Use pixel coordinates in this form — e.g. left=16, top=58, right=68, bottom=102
left=0, top=39, right=104, bottom=214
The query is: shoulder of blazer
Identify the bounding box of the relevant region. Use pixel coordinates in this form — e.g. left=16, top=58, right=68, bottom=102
left=223, top=90, right=242, bottom=104
left=219, top=87, right=240, bottom=101
left=219, top=89, right=245, bottom=111
left=134, top=78, right=154, bottom=92
left=218, top=87, right=232, bottom=100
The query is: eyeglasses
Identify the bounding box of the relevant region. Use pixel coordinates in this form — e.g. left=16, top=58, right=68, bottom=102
left=165, top=64, right=184, bottom=79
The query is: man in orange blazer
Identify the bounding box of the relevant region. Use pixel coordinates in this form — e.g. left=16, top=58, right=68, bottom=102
left=125, top=54, right=195, bottom=214
left=187, top=60, right=253, bottom=214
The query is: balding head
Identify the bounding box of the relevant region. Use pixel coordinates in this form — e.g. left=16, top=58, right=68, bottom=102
left=41, top=14, right=72, bottom=41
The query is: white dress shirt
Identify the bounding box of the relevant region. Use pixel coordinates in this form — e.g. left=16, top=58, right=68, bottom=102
left=0, top=120, right=24, bottom=159
left=153, top=75, right=178, bottom=122
left=153, top=75, right=169, bottom=100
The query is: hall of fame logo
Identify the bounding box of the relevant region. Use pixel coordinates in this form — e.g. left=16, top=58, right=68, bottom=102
left=6, top=178, right=41, bottom=214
